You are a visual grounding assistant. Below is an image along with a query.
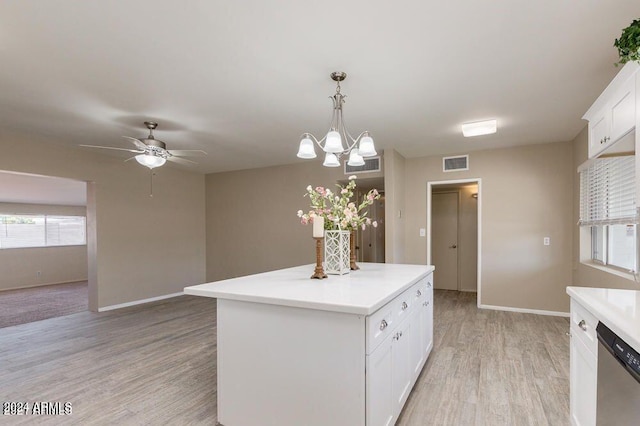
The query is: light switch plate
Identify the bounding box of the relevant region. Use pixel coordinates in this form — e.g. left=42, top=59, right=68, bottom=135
left=544, top=237, right=550, bottom=246
left=419, top=228, right=426, bottom=237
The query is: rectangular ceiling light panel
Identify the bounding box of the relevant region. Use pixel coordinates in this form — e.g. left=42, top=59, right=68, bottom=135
left=462, top=119, right=497, bottom=137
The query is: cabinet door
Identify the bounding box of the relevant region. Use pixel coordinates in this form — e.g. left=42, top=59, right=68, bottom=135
left=409, top=308, right=424, bottom=380
left=588, top=109, right=610, bottom=159
left=366, top=337, right=394, bottom=426
left=610, top=78, right=636, bottom=142
left=570, top=332, right=597, bottom=426
left=425, top=278, right=433, bottom=356
left=392, top=318, right=413, bottom=411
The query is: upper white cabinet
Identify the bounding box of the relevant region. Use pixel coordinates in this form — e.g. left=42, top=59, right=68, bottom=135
left=583, top=62, right=639, bottom=159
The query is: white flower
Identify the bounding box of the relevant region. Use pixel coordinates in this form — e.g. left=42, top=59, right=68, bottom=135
left=297, top=210, right=303, bottom=217
left=372, top=221, right=378, bottom=228
left=326, top=188, right=332, bottom=196
left=306, top=185, right=312, bottom=192
left=348, top=175, right=357, bottom=180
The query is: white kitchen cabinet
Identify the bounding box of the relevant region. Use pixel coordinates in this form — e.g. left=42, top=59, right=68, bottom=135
left=583, top=61, right=639, bottom=159
left=568, top=298, right=598, bottom=426
left=185, top=263, right=435, bottom=426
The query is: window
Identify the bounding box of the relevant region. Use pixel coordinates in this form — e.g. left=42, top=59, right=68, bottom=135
left=0, top=214, right=86, bottom=249
left=579, top=155, right=638, bottom=273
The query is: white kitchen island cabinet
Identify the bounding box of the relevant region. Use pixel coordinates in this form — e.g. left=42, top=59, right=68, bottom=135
left=185, top=263, right=434, bottom=426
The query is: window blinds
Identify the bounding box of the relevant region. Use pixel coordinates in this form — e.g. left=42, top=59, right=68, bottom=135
left=579, top=156, right=638, bottom=226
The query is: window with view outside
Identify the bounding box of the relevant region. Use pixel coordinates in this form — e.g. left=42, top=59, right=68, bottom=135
left=0, top=214, right=86, bottom=249
left=592, top=224, right=637, bottom=272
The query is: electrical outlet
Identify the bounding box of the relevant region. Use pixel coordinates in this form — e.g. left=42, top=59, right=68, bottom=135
left=543, top=237, right=550, bottom=246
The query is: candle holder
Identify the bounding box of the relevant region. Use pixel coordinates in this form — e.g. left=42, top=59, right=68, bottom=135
left=311, top=237, right=328, bottom=279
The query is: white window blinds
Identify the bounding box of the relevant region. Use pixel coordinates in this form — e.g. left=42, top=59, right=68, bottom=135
left=579, top=156, right=638, bottom=226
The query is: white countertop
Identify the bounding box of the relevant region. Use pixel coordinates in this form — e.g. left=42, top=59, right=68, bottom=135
left=185, top=263, right=434, bottom=315
left=567, top=286, right=640, bottom=352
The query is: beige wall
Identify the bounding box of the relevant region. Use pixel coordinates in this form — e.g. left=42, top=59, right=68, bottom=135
left=571, top=127, right=638, bottom=290
left=0, top=130, right=206, bottom=309
left=404, top=142, right=574, bottom=313
left=0, top=203, right=88, bottom=291
left=384, top=149, right=406, bottom=263
left=205, top=161, right=347, bottom=281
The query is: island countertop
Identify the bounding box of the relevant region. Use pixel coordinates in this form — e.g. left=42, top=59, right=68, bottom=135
left=184, top=262, right=434, bottom=315
left=567, top=286, right=640, bottom=352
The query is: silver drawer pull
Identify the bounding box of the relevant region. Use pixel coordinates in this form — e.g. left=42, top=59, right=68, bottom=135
left=401, top=302, right=408, bottom=311
left=416, top=290, right=422, bottom=297
left=427, top=282, right=432, bottom=288
left=578, top=320, right=587, bottom=331
left=379, top=319, right=388, bottom=331
left=423, top=301, right=429, bottom=307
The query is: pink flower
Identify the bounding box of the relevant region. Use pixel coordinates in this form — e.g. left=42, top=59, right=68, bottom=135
left=362, top=224, right=366, bottom=230
left=372, top=221, right=378, bottom=228
left=341, top=188, right=348, bottom=194
left=301, top=217, right=309, bottom=225
left=366, top=218, right=372, bottom=225
left=367, top=194, right=374, bottom=201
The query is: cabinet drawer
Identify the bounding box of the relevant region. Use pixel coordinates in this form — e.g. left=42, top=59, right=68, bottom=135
left=367, top=303, right=395, bottom=354
left=570, top=299, right=598, bottom=357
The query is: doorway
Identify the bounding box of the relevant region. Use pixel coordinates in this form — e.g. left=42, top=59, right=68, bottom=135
left=427, top=179, right=481, bottom=305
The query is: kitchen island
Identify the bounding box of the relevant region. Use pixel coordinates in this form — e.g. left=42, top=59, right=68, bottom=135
left=184, top=262, right=434, bottom=426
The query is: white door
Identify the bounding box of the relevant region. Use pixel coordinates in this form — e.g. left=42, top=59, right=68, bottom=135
left=432, top=192, right=458, bottom=290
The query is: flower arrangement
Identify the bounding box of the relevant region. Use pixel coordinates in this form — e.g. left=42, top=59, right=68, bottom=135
left=297, top=175, right=381, bottom=231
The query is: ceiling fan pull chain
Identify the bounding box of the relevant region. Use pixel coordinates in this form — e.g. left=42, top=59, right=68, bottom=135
left=149, top=169, right=154, bottom=197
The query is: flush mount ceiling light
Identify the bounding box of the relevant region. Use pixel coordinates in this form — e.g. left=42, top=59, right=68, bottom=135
left=297, top=72, right=377, bottom=167
left=462, top=119, right=497, bottom=137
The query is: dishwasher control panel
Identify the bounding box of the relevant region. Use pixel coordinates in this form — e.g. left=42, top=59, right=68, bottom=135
left=597, top=322, right=640, bottom=378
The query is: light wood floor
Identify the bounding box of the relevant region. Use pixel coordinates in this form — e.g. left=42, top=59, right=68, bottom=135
left=0, top=290, right=569, bottom=425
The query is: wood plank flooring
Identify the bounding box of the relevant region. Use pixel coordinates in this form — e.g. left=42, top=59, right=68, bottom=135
left=0, top=290, right=569, bottom=425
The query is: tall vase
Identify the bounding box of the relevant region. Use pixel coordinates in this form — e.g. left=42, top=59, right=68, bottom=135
left=350, top=230, right=359, bottom=270
left=324, top=230, right=350, bottom=275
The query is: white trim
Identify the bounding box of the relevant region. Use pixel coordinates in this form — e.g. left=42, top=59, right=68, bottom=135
left=479, top=303, right=569, bottom=318
left=427, top=178, right=482, bottom=307
left=98, top=292, right=184, bottom=312
left=0, top=279, right=87, bottom=292
left=458, top=289, right=477, bottom=293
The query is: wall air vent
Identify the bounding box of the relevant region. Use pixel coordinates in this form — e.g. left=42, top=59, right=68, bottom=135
left=344, top=156, right=381, bottom=174
left=443, top=155, right=469, bottom=172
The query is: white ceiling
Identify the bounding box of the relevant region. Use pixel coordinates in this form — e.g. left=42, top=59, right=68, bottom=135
left=1, top=1, right=639, bottom=174
left=0, top=171, right=86, bottom=206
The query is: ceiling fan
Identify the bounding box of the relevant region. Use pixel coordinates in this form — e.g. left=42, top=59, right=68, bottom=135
left=80, top=121, right=207, bottom=169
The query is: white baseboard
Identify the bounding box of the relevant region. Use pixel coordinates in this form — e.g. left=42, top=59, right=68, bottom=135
left=98, top=292, right=184, bottom=312
left=458, top=288, right=477, bottom=293
left=0, top=279, right=88, bottom=292
left=479, top=303, right=569, bottom=317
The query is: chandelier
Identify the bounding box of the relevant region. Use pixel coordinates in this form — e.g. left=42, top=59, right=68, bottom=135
left=296, top=72, right=377, bottom=167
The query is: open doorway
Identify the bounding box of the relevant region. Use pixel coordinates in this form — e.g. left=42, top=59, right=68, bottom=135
left=0, top=170, right=93, bottom=327
left=427, top=179, right=481, bottom=306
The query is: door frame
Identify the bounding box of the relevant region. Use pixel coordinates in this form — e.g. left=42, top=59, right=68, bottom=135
left=427, top=178, right=482, bottom=307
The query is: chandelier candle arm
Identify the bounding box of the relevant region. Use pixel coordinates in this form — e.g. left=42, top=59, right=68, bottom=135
left=297, top=71, right=377, bottom=167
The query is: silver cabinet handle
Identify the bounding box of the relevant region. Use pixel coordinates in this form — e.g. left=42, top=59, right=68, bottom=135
left=379, top=319, right=388, bottom=331
left=401, top=302, right=408, bottom=311
left=416, top=290, right=422, bottom=297
left=427, top=282, right=432, bottom=288
left=566, top=331, right=572, bottom=337
left=578, top=320, right=587, bottom=331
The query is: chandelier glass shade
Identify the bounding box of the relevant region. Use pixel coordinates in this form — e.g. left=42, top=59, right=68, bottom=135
left=297, top=72, right=377, bottom=167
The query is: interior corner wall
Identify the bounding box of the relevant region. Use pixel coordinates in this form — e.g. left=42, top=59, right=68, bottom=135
left=205, top=161, right=347, bottom=282
left=404, top=142, right=574, bottom=313
left=0, top=130, right=206, bottom=309
left=0, top=203, right=88, bottom=291
left=383, top=149, right=406, bottom=263
left=571, top=126, right=638, bottom=289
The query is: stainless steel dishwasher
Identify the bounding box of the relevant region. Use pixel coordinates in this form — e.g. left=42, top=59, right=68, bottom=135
left=596, top=322, right=640, bottom=425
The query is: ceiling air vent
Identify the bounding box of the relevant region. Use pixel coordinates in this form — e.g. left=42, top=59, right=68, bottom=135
left=443, top=155, right=469, bottom=172
left=344, top=156, right=381, bottom=174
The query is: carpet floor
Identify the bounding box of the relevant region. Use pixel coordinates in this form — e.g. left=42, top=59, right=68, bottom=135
left=0, top=281, right=88, bottom=328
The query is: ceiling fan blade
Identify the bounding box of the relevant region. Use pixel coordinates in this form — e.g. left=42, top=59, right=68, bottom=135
left=167, top=149, right=208, bottom=157
left=79, top=144, right=143, bottom=154
left=167, top=156, right=198, bottom=165
left=122, top=136, right=148, bottom=151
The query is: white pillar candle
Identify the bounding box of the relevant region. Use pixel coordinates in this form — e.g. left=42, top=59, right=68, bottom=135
left=313, top=216, right=324, bottom=238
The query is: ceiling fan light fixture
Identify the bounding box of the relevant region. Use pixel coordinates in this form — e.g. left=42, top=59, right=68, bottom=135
left=135, top=154, right=166, bottom=169
left=462, top=119, right=497, bottom=137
